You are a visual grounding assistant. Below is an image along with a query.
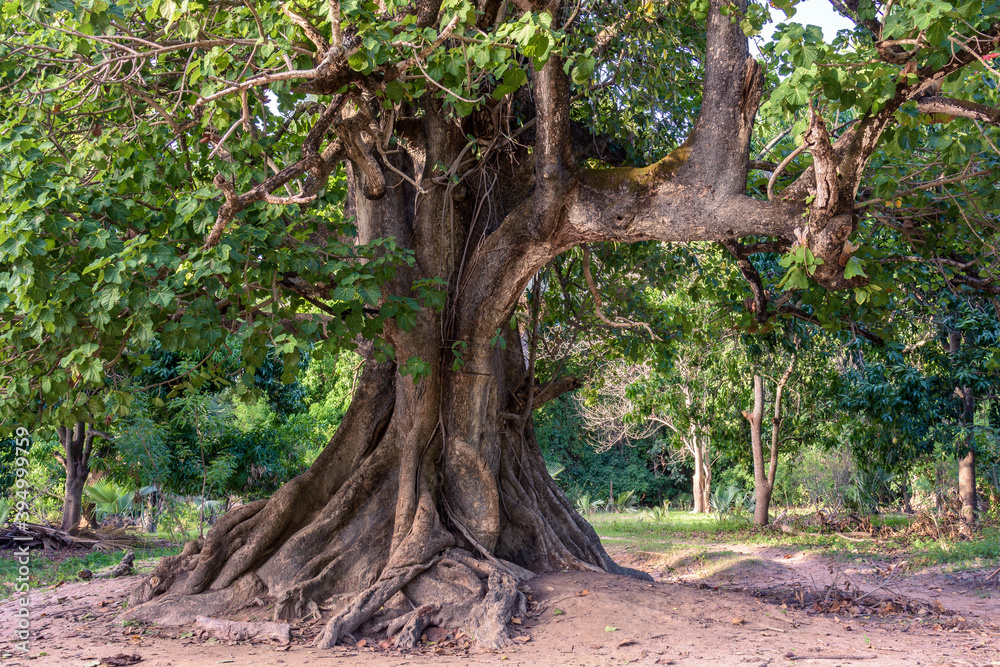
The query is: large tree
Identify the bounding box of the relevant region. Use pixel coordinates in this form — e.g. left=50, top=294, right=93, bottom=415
left=3, top=0, right=1000, bottom=650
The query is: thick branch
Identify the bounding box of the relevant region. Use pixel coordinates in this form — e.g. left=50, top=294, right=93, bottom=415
left=532, top=42, right=575, bottom=234
left=916, top=96, right=1000, bottom=126
left=514, top=375, right=582, bottom=410
left=203, top=96, right=350, bottom=249
left=676, top=0, right=763, bottom=194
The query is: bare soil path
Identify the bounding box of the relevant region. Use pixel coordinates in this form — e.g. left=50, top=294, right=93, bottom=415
left=1, top=543, right=997, bottom=667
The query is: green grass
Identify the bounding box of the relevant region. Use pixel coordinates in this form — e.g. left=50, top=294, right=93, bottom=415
left=0, top=545, right=180, bottom=598
left=587, top=510, right=1000, bottom=571
left=907, top=526, right=1000, bottom=568
left=589, top=511, right=839, bottom=549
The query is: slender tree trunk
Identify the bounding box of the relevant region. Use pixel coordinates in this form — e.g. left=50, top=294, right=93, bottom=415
left=747, top=354, right=795, bottom=526
left=701, top=437, right=712, bottom=512
left=947, top=331, right=977, bottom=536
left=958, top=389, right=977, bottom=536
left=57, top=422, right=92, bottom=533
left=691, top=438, right=705, bottom=513
left=748, top=375, right=767, bottom=525
left=62, top=471, right=87, bottom=533
left=689, top=434, right=711, bottom=513
left=901, top=478, right=914, bottom=514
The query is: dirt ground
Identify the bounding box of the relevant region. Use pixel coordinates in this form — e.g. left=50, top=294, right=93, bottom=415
left=2, top=542, right=998, bottom=667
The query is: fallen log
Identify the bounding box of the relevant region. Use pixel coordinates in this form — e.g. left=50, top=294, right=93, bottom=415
left=0, top=523, right=145, bottom=551
left=95, top=550, right=135, bottom=579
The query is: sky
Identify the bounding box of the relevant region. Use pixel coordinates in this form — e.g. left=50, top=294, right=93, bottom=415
left=757, top=0, right=856, bottom=46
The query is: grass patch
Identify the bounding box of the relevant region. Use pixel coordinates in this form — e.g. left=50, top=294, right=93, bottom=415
left=589, top=511, right=839, bottom=549
left=908, top=526, right=1000, bottom=569
left=0, top=545, right=180, bottom=598
left=588, top=511, right=1000, bottom=570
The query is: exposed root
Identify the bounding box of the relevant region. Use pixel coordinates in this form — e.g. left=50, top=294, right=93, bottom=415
left=467, top=568, right=525, bottom=649
left=388, top=603, right=438, bottom=648
left=307, top=548, right=530, bottom=650
left=314, top=558, right=442, bottom=649
left=93, top=550, right=135, bottom=579
left=195, top=616, right=291, bottom=644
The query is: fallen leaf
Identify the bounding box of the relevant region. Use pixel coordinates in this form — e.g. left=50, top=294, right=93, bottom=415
left=605, top=626, right=617, bottom=632
left=577, top=590, right=590, bottom=596
left=617, top=639, right=635, bottom=647
left=511, top=617, right=522, bottom=625
left=731, top=617, right=745, bottom=626
left=553, top=608, right=565, bottom=616
left=355, top=639, right=367, bottom=648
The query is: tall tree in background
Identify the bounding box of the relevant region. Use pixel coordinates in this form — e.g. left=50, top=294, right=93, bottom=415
left=3, top=0, right=1000, bottom=650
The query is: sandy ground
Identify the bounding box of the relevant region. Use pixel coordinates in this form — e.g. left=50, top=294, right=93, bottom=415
left=1, top=542, right=998, bottom=667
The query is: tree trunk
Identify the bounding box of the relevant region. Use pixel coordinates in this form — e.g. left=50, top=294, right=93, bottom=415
left=947, top=331, right=977, bottom=537
left=57, top=422, right=93, bottom=533
left=701, top=439, right=712, bottom=513
left=125, top=99, right=648, bottom=649
left=748, top=355, right=795, bottom=527
left=748, top=375, right=768, bottom=525
left=958, top=390, right=977, bottom=537
left=690, top=434, right=711, bottom=513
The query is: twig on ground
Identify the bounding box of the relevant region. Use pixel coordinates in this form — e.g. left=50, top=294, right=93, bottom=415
left=854, top=572, right=901, bottom=604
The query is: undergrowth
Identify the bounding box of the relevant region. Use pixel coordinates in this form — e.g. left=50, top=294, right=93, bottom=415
left=0, top=545, right=180, bottom=597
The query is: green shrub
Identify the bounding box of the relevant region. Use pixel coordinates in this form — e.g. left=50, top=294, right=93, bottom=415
left=83, top=480, right=136, bottom=521
left=709, top=484, right=745, bottom=517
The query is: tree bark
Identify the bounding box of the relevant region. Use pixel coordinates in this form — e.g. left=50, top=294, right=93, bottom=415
left=957, top=389, right=977, bottom=537
left=688, top=434, right=711, bottom=513
left=747, top=354, right=795, bottom=526
left=947, top=331, right=977, bottom=536
left=692, top=438, right=705, bottom=513
left=57, top=422, right=99, bottom=533
left=747, top=375, right=767, bottom=525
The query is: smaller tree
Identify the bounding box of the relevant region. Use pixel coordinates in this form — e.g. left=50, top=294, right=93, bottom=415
left=55, top=422, right=112, bottom=532
left=744, top=352, right=797, bottom=526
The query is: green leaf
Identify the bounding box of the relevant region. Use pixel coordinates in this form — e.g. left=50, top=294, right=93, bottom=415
left=843, top=256, right=867, bottom=280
